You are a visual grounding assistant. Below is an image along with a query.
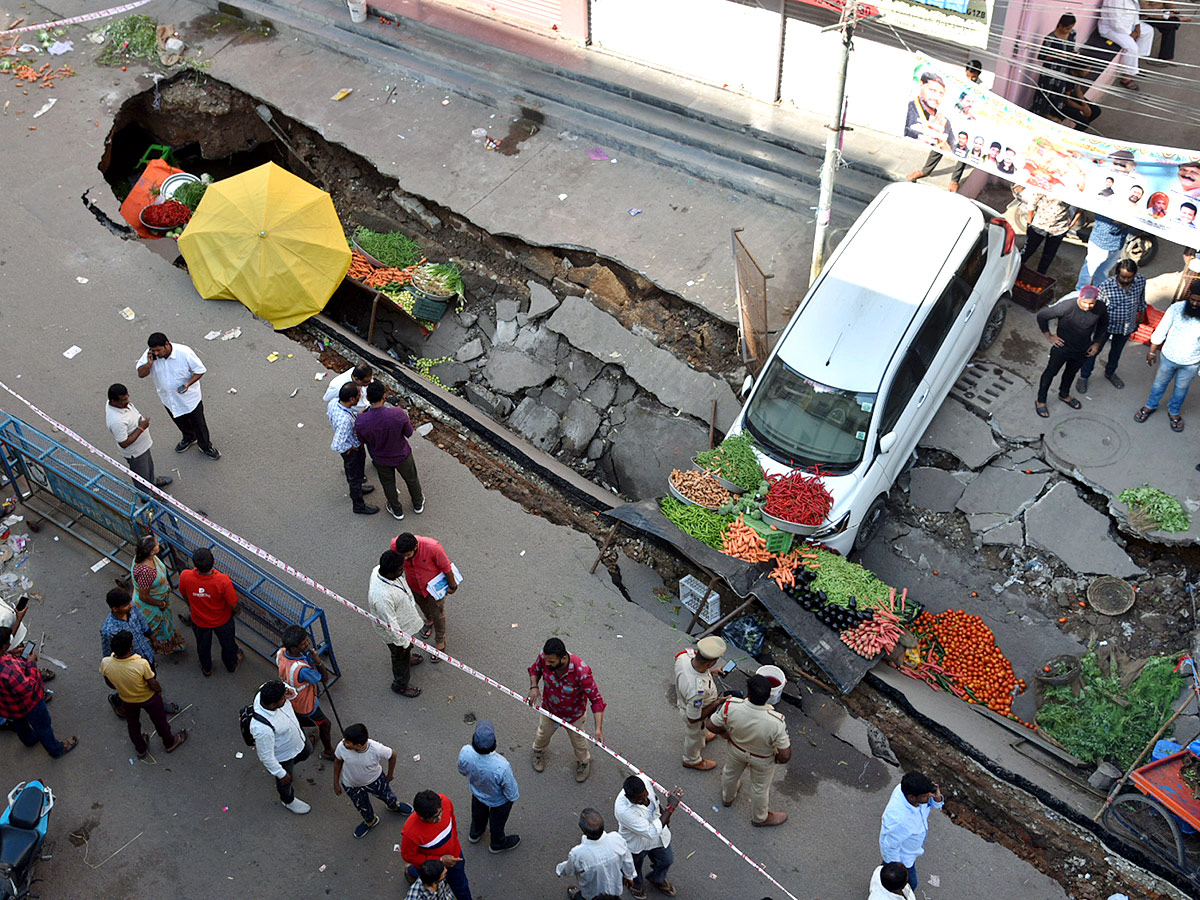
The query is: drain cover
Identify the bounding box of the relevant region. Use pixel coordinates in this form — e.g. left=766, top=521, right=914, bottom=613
left=1087, top=576, right=1135, bottom=615
left=952, top=364, right=1020, bottom=414
left=1043, top=415, right=1129, bottom=468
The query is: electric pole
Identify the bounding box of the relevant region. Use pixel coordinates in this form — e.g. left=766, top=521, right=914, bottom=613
left=810, top=1, right=876, bottom=285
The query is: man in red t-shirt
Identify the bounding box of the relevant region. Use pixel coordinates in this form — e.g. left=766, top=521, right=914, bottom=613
left=389, top=533, right=457, bottom=660
left=401, top=790, right=471, bottom=900
left=177, top=547, right=242, bottom=676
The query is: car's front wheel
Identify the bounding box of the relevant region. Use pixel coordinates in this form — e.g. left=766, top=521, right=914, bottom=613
left=977, top=297, right=1008, bottom=351
left=853, top=495, right=889, bottom=553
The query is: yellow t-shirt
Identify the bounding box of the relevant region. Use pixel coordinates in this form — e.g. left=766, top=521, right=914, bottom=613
left=100, top=654, right=156, bottom=704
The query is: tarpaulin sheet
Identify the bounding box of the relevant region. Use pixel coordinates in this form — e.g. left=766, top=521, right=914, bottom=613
left=603, top=500, right=878, bottom=693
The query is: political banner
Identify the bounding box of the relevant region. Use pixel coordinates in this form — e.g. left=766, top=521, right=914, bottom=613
left=903, top=55, right=1200, bottom=246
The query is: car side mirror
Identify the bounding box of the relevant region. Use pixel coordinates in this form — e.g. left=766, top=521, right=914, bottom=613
left=740, top=374, right=754, bottom=397
left=878, top=432, right=897, bottom=454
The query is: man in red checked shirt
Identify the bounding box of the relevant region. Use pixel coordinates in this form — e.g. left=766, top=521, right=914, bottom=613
left=390, top=533, right=457, bottom=662
left=178, top=547, right=243, bottom=677
left=526, top=637, right=606, bottom=783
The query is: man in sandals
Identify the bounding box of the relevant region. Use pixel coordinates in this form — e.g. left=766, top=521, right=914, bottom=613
left=101, top=630, right=188, bottom=758
left=1076, top=259, right=1147, bottom=394
left=614, top=775, right=682, bottom=898
left=1034, top=286, right=1106, bottom=418
left=368, top=549, right=425, bottom=698
left=1135, top=283, right=1200, bottom=433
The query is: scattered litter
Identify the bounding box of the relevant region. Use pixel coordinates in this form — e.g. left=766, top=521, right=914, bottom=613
left=48, top=41, right=73, bottom=55
left=557, top=193, right=568, bottom=201
left=220, top=327, right=241, bottom=341
left=129, top=758, right=135, bottom=766
left=235, top=751, right=244, bottom=759
left=289, top=389, right=299, bottom=398
left=222, top=806, right=228, bottom=812
left=686, top=280, right=695, bottom=286
left=396, top=134, right=405, bottom=139
left=616, top=634, right=623, bottom=639
left=204, top=330, right=221, bottom=340
left=485, top=137, right=501, bottom=151
left=43, top=656, right=67, bottom=670
left=586, top=147, right=610, bottom=161
left=441, top=98, right=450, bottom=105
left=331, top=89, right=353, bottom=101
left=16, top=44, right=39, bottom=54
left=297, top=423, right=304, bottom=428
left=471, top=128, right=486, bottom=138
left=319, top=865, right=327, bottom=872
left=927, top=876, right=940, bottom=888
left=314, top=372, right=326, bottom=381
left=412, top=754, right=421, bottom=761
left=228, top=388, right=238, bottom=394
left=74, top=276, right=87, bottom=283
left=712, top=805, right=719, bottom=812
left=519, top=550, right=526, bottom=556
left=120, top=308, right=136, bottom=321
left=511, top=624, right=518, bottom=628
left=608, top=352, right=622, bottom=359
left=53, top=537, right=59, bottom=542
left=286, top=353, right=294, bottom=358
left=62, top=346, right=82, bottom=360
left=709, top=873, right=718, bottom=880
left=628, top=208, right=641, bottom=216
left=610, top=158, right=618, bottom=164
left=266, top=352, right=279, bottom=362
left=90, top=558, right=111, bottom=573
left=87, top=31, right=106, bottom=43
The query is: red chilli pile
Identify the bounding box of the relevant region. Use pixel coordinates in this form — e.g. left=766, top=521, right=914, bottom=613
left=763, top=470, right=833, bottom=525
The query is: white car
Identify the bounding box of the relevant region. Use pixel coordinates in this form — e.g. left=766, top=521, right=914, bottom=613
left=729, top=182, right=1020, bottom=554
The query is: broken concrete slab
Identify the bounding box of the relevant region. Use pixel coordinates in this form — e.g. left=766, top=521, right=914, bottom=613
left=527, top=280, right=560, bottom=320
left=483, top=346, right=555, bottom=394
left=966, top=513, right=1010, bottom=534
left=457, top=338, right=484, bottom=363
left=495, top=298, right=519, bottom=322
left=919, top=399, right=1001, bottom=469
left=391, top=190, right=442, bottom=231
left=547, top=296, right=740, bottom=430
left=990, top=447, right=1039, bottom=470
left=609, top=400, right=711, bottom=499
left=583, top=377, right=617, bottom=411
left=561, top=398, right=602, bottom=454
left=981, top=519, right=1024, bottom=547
left=908, top=467, right=967, bottom=513
left=464, top=382, right=513, bottom=419
left=986, top=368, right=1048, bottom=444
left=507, top=397, right=561, bottom=452
left=493, top=318, right=518, bottom=344
left=1025, top=482, right=1143, bottom=577
left=956, top=466, right=1049, bottom=515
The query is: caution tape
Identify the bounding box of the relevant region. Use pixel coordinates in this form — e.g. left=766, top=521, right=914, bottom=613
left=1, top=0, right=155, bottom=36
left=0, top=378, right=800, bottom=900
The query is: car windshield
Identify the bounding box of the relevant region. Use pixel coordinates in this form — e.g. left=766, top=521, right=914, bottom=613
left=743, top=361, right=876, bottom=473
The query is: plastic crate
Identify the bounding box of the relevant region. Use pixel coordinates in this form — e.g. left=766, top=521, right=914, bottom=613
left=680, top=575, right=721, bottom=625
left=1012, top=266, right=1056, bottom=311
left=743, top=516, right=793, bottom=555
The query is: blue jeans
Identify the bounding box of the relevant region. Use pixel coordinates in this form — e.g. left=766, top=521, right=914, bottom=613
left=1145, top=354, right=1200, bottom=416
left=14, top=699, right=65, bottom=757
left=632, top=845, right=675, bottom=887
left=407, top=858, right=471, bottom=900
left=883, top=859, right=919, bottom=890
left=1076, top=242, right=1124, bottom=290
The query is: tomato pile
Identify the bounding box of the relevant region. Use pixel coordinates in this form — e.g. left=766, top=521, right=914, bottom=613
left=911, top=609, right=1026, bottom=717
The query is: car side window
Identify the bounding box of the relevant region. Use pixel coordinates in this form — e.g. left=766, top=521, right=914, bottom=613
left=909, top=234, right=988, bottom=368
left=959, top=234, right=988, bottom=286
left=877, top=350, right=927, bottom=439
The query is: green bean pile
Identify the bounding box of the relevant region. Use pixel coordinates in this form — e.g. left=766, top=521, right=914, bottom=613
left=811, top=550, right=892, bottom=610
left=660, top=497, right=734, bottom=550
left=695, top=434, right=764, bottom=490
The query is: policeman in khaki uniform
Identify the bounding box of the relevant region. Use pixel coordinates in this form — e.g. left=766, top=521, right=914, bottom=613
left=673, top=635, right=727, bottom=771
left=708, top=673, right=791, bottom=827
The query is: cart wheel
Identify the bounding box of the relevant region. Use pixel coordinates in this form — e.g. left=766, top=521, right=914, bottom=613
left=1102, top=791, right=1187, bottom=868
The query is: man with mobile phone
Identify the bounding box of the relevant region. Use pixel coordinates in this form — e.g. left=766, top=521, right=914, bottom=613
left=106, top=383, right=173, bottom=490
left=0, top=625, right=77, bottom=757
left=136, top=332, right=220, bottom=460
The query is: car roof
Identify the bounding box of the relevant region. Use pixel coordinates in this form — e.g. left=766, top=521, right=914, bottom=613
left=776, top=183, right=984, bottom=393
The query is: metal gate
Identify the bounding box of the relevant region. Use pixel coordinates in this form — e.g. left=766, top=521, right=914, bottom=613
left=732, top=227, right=773, bottom=376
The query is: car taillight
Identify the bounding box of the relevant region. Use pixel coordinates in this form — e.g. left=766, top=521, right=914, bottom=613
left=990, top=216, right=1016, bottom=255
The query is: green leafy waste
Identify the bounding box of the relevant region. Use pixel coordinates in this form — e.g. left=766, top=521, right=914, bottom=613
left=98, top=14, right=209, bottom=70
left=352, top=226, right=423, bottom=269
left=1118, top=484, right=1190, bottom=533
left=1037, top=652, right=1182, bottom=769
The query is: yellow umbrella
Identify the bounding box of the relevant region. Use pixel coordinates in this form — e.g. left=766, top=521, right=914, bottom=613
left=178, top=162, right=351, bottom=330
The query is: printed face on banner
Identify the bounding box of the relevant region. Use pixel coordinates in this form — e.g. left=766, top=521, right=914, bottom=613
left=903, top=57, right=1200, bottom=246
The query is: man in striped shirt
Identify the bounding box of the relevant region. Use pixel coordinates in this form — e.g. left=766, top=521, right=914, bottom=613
left=327, top=382, right=378, bottom=515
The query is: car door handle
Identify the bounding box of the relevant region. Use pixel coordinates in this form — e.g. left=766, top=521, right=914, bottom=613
left=964, top=305, right=976, bottom=322
left=915, top=388, right=929, bottom=407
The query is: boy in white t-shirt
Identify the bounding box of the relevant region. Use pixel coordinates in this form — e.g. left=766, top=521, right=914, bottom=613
left=333, top=722, right=412, bottom=837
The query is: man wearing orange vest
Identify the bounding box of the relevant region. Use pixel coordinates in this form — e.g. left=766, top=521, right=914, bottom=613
left=276, top=625, right=336, bottom=761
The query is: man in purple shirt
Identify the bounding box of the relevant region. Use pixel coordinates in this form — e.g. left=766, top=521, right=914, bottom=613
left=355, top=382, right=425, bottom=521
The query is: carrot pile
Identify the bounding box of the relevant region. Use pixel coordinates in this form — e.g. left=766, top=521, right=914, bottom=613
left=347, top=250, right=426, bottom=289
left=908, top=609, right=1026, bottom=717
left=8, top=62, right=73, bottom=88
left=347, top=250, right=375, bottom=280
left=722, top=518, right=772, bottom=563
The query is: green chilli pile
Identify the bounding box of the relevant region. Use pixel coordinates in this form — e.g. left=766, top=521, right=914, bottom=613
left=660, top=497, right=733, bottom=550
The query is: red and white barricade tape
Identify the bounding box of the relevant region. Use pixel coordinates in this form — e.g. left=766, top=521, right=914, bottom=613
left=0, top=378, right=800, bottom=900
left=1, top=0, right=155, bottom=36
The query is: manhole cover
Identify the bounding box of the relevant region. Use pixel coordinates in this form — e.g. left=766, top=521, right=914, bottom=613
left=1043, top=415, right=1129, bottom=468
left=1087, top=576, right=1135, bottom=615
left=951, top=364, right=1019, bottom=414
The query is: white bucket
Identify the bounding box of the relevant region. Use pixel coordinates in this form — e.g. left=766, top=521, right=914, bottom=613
left=756, top=664, right=786, bottom=705
left=347, top=0, right=367, bottom=23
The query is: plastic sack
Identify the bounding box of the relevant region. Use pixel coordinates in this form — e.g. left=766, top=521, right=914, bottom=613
left=722, top=615, right=765, bottom=657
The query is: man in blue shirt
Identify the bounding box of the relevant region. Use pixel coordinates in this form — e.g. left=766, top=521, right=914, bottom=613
left=100, top=587, right=163, bottom=719
left=457, top=720, right=520, bottom=853
left=327, top=382, right=378, bottom=515
left=1077, top=259, right=1147, bottom=392
left=879, top=771, right=944, bottom=891
left=1076, top=214, right=1130, bottom=290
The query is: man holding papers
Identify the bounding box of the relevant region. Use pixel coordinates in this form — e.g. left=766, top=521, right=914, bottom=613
left=390, top=532, right=460, bottom=663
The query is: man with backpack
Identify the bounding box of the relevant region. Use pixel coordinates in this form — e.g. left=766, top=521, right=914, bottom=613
left=245, top=680, right=313, bottom=814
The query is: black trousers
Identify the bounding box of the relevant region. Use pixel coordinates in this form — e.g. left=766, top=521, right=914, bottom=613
left=1021, top=229, right=1066, bottom=275
left=275, top=739, right=313, bottom=803
left=193, top=617, right=239, bottom=673
left=469, top=796, right=513, bottom=848
left=168, top=400, right=212, bottom=452
left=388, top=642, right=414, bottom=690
left=341, top=445, right=366, bottom=507
left=1149, top=18, right=1179, bottom=58
left=919, top=148, right=968, bottom=183
left=1080, top=332, right=1131, bottom=379
left=1037, top=347, right=1087, bottom=403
